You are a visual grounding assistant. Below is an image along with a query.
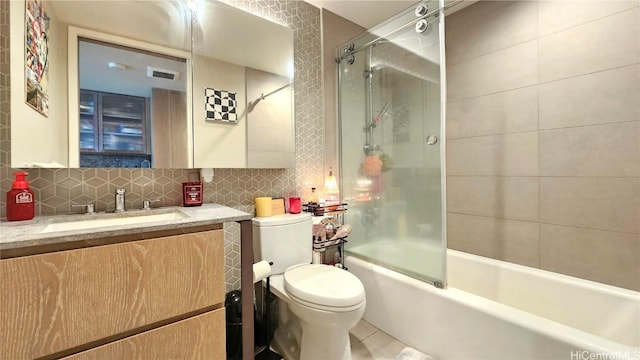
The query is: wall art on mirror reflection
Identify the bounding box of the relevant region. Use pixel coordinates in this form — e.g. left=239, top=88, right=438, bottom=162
left=205, top=88, right=237, bottom=123
left=24, top=0, right=50, bottom=117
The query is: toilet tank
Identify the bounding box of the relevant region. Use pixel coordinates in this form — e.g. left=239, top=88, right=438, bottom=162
left=252, top=213, right=313, bottom=274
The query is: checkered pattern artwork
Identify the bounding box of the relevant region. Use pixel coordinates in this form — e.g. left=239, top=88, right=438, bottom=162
left=205, top=88, right=238, bottom=123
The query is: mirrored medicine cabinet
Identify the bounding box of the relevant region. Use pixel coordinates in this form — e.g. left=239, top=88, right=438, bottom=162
left=9, top=0, right=294, bottom=169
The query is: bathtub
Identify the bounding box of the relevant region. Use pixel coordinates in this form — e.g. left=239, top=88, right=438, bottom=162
left=346, top=246, right=640, bottom=360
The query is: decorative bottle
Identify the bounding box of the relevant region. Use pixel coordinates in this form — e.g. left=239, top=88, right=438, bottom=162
left=308, top=187, right=319, bottom=204
left=6, top=172, right=35, bottom=221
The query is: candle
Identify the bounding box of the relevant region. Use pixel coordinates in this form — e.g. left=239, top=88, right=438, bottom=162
left=255, top=197, right=273, bottom=217
left=288, top=197, right=301, bottom=214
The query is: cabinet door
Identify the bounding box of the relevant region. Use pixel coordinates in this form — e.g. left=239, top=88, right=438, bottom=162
left=152, top=88, right=188, bottom=168
left=62, top=308, right=226, bottom=360
left=79, top=90, right=99, bottom=152
left=0, top=229, right=224, bottom=359
left=100, top=93, right=149, bottom=154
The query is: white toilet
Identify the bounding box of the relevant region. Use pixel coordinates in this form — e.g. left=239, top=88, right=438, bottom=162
left=253, top=213, right=366, bottom=360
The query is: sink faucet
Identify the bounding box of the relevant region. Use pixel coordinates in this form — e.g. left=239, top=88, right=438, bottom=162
left=142, top=199, right=160, bottom=210
left=72, top=202, right=96, bottom=215
left=114, top=188, right=126, bottom=212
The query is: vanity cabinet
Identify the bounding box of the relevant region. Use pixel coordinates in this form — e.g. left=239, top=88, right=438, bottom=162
left=80, top=90, right=150, bottom=155
left=0, top=227, right=225, bottom=359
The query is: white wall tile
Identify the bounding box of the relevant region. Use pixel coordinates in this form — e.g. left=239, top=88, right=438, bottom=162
left=447, top=132, right=539, bottom=176
left=446, top=1, right=538, bottom=65
left=540, top=121, right=640, bottom=177
left=540, top=177, right=640, bottom=234
left=447, top=213, right=540, bottom=267
left=447, top=86, right=538, bottom=139
left=539, top=65, right=640, bottom=130
left=447, top=41, right=538, bottom=101
left=447, top=176, right=539, bottom=221
left=445, top=0, right=640, bottom=291
left=540, top=224, right=640, bottom=290
left=538, top=0, right=639, bottom=36
left=539, top=7, right=640, bottom=82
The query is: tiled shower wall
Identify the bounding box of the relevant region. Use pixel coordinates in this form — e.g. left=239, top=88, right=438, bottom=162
left=445, top=1, right=640, bottom=291
left=0, top=0, right=323, bottom=292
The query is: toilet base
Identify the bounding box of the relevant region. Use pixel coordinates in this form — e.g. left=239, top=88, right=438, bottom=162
left=299, top=324, right=352, bottom=360
left=272, top=324, right=300, bottom=360
left=266, top=275, right=365, bottom=360
left=272, top=315, right=354, bottom=360
left=287, top=299, right=364, bottom=360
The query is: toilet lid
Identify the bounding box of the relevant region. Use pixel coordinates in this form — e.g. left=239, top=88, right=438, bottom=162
left=284, top=264, right=365, bottom=308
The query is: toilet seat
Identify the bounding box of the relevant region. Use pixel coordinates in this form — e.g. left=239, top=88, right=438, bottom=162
left=284, top=264, right=365, bottom=312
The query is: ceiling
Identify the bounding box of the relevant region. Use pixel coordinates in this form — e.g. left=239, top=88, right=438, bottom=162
left=304, top=0, right=478, bottom=28
left=304, top=0, right=418, bottom=28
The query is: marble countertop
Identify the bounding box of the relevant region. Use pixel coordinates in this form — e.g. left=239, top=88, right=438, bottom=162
left=0, top=204, right=252, bottom=254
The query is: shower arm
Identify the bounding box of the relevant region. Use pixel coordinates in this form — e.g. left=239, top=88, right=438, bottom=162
left=339, top=0, right=464, bottom=60
left=248, top=83, right=291, bottom=109
left=256, top=83, right=291, bottom=102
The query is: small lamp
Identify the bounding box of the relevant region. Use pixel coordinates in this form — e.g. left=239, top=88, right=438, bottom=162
left=324, top=167, right=340, bottom=205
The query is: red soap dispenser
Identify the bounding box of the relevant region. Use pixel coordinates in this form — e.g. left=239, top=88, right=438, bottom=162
left=6, top=172, right=35, bottom=221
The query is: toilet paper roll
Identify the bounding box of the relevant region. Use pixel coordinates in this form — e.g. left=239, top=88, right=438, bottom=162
left=255, top=197, right=273, bottom=217
left=253, top=260, right=272, bottom=283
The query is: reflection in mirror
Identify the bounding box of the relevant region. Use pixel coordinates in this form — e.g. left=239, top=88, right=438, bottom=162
left=191, top=1, right=294, bottom=168
left=9, top=0, right=192, bottom=168
left=10, top=0, right=295, bottom=169
left=77, top=39, right=189, bottom=168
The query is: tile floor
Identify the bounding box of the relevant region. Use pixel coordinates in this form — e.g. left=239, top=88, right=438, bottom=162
left=349, top=319, right=408, bottom=360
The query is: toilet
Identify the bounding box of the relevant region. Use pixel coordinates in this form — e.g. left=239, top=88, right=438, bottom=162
left=253, top=213, right=366, bottom=360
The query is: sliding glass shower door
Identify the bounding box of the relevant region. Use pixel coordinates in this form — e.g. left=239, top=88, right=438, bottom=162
left=338, top=1, right=446, bottom=286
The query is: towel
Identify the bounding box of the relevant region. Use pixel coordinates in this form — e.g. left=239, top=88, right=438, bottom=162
left=394, top=347, right=436, bottom=360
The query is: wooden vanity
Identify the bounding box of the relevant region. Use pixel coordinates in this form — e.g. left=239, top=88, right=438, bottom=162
left=0, top=204, right=252, bottom=359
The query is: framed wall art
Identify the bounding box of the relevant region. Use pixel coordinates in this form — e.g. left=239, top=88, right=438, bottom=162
left=205, top=88, right=237, bottom=123
left=24, top=0, right=50, bottom=117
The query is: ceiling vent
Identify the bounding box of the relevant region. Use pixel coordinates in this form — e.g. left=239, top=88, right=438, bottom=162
left=146, top=66, right=180, bottom=81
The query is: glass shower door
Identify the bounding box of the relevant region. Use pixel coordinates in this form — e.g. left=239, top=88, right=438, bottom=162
left=338, top=1, right=446, bottom=286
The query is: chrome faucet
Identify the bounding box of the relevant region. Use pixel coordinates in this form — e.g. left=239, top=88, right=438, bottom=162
left=142, top=199, right=160, bottom=210
left=72, top=202, right=96, bottom=215
left=114, top=188, right=126, bottom=212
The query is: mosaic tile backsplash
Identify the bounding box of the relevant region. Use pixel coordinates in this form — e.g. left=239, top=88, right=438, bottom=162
left=0, top=0, right=323, bottom=292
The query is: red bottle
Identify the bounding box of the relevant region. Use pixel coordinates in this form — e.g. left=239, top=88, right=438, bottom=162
left=6, top=172, right=35, bottom=221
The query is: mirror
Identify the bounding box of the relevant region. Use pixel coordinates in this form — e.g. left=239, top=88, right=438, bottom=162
left=70, top=28, right=193, bottom=168
left=9, top=0, right=294, bottom=169
left=191, top=1, right=294, bottom=168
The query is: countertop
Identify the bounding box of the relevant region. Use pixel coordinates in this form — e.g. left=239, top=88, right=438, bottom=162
left=0, top=204, right=252, bottom=256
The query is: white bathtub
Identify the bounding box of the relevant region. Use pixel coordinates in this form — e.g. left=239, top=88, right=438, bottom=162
left=346, top=247, right=640, bottom=360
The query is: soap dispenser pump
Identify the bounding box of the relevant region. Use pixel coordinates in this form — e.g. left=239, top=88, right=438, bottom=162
left=6, top=172, right=35, bottom=221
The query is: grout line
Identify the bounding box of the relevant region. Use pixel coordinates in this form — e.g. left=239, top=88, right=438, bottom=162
left=362, top=329, right=379, bottom=343
left=536, top=4, right=640, bottom=39
left=537, top=119, right=640, bottom=133
left=446, top=175, right=640, bottom=180
left=446, top=6, right=639, bottom=67
left=446, top=63, right=639, bottom=105
left=446, top=128, right=539, bottom=141
left=447, top=211, right=640, bottom=236
left=536, top=25, right=542, bottom=267
left=448, top=211, right=540, bottom=225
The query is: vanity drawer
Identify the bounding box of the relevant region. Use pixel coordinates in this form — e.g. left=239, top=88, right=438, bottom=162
left=62, top=308, right=225, bottom=360
left=0, top=229, right=224, bottom=359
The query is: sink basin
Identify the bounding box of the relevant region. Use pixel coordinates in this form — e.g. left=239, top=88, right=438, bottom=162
left=41, top=210, right=189, bottom=233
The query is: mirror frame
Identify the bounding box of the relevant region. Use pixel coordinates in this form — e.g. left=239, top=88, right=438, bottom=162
left=67, top=26, right=194, bottom=168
